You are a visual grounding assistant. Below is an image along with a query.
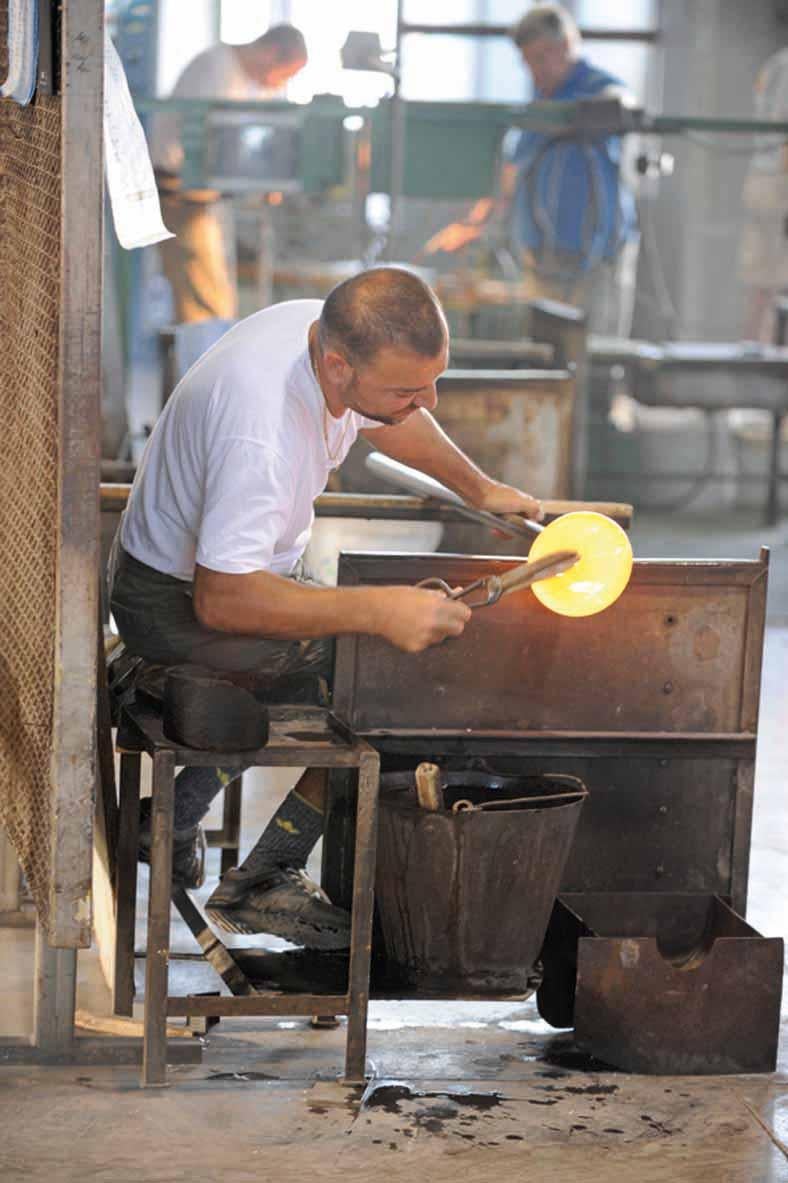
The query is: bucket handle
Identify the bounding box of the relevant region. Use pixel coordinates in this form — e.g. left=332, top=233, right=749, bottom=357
left=452, top=789, right=586, bottom=813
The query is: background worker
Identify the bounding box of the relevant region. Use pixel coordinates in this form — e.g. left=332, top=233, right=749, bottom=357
left=150, top=24, right=308, bottom=324
left=428, top=4, right=639, bottom=336
left=739, top=46, right=788, bottom=343
left=110, top=267, right=543, bottom=947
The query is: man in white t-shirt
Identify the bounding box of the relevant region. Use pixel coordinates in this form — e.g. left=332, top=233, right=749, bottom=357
left=151, top=24, right=307, bottom=323
left=111, top=268, right=543, bottom=947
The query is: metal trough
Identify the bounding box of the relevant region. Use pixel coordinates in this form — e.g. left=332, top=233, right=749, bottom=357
left=538, top=892, right=784, bottom=1075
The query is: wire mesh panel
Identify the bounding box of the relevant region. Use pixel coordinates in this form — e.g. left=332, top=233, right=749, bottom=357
left=0, top=11, right=63, bottom=933
left=0, top=3, right=103, bottom=945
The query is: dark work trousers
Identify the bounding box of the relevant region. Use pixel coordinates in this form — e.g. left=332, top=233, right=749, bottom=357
left=109, top=541, right=333, bottom=690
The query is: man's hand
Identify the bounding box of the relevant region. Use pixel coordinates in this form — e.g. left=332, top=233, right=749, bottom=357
left=475, top=480, right=544, bottom=523
left=417, top=198, right=495, bottom=259
left=376, top=587, right=471, bottom=653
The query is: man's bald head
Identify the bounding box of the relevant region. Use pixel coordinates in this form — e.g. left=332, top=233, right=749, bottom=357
left=318, top=267, right=448, bottom=368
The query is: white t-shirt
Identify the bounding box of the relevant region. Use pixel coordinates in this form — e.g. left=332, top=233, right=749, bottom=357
left=150, top=43, right=277, bottom=175
left=121, top=300, right=375, bottom=581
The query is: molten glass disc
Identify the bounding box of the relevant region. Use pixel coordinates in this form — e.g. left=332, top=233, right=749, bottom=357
left=529, top=512, right=633, bottom=618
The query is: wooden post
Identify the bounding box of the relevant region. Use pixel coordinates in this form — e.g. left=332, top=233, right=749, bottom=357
left=33, top=920, right=77, bottom=1054
left=143, top=750, right=176, bottom=1086
left=48, top=0, right=105, bottom=946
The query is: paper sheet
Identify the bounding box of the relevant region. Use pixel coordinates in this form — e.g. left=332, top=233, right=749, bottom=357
left=104, top=31, right=173, bottom=251
left=1, top=0, right=38, bottom=105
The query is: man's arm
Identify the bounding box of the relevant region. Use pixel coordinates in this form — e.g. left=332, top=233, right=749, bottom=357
left=362, top=408, right=542, bottom=519
left=193, top=563, right=471, bottom=653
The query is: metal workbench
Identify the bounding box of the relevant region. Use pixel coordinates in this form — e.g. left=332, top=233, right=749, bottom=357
left=326, top=548, right=769, bottom=926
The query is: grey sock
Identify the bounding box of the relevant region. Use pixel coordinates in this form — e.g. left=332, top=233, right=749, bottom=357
left=139, top=766, right=243, bottom=839
left=239, top=789, right=323, bottom=874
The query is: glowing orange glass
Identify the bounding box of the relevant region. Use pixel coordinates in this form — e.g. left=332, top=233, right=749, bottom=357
left=528, top=512, right=633, bottom=618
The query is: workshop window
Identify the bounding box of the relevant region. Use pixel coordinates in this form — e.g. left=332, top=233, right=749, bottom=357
left=221, top=0, right=274, bottom=45
left=286, top=0, right=398, bottom=107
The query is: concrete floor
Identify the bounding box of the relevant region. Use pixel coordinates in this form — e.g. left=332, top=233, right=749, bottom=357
left=1, top=509, right=788, bottom=1182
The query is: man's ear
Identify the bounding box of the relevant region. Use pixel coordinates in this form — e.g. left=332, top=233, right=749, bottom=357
left=321, top=349, right=354, bottom=389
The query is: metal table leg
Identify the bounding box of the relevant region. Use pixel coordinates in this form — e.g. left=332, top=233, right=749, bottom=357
left=113, top=752, right=141, bottom=1016
left=766, top=411, right=785, bottom=527
left=143, top=749, right=175, bottom=1086
left=221, top=776, right=242, bottom=874
left=321, top=769, right=357, bottom=912
left=344, top=746, right=380, bottom=1084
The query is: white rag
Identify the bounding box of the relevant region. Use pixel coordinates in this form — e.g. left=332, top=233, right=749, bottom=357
left=104, top=30, right=174, bottom=251
left=1, top=0, right=38, bottom=105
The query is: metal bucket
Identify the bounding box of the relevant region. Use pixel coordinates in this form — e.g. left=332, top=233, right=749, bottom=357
left=376, top=771, right=588, bottom=994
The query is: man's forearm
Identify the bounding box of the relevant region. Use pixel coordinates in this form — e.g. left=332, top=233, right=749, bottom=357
left=192, top=562, right=472, bottom=654
left=363, top=410, right=494, bottom=506
left=194, top=565, right=389, bottom=639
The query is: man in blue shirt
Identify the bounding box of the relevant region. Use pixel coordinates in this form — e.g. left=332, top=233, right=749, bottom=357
left=505, top=5, right=639, bottom=333
left=427, top=5, right=639, bottom=335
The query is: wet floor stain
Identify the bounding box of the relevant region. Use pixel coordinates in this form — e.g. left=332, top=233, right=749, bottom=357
left=640, top=1114, right=675, bottom=1135
left=362, top=1081, right=503, bottom=1114
left=542, top=1083, right=619, bottom=1097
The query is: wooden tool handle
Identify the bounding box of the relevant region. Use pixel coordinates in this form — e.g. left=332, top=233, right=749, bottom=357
left=497, top=549, right=579, bottom=596
left=415, top=763, right=443, bottom=811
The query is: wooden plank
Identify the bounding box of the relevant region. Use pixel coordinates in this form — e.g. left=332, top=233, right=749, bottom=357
left=74, top=1009, right=193, bottom=1041
left=167, top=994, right=348, bottom=1018
left=99, top=484, right=634, bottom=528
left=48, top=0, right=105, bottom=946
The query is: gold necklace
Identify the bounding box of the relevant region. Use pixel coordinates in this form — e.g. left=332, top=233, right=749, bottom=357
left=322, top=402, right=351, bottom=465
left=309, top=337, right=350, bottom=465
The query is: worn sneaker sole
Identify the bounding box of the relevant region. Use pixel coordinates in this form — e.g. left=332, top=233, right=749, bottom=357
left=205, top=904, right=350, bottom=951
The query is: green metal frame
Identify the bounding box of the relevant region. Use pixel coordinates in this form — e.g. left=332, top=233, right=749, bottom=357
left=135, top=96, right=348, bottom=194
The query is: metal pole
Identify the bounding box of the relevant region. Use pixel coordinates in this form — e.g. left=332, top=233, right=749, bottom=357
left=386, top=0, right=406, bottom=261
left=399, top=23, right=659, bottom=42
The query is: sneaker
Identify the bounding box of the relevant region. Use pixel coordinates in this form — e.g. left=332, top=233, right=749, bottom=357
left=138, top=799, right=206, bottom=890
left=205, top=865, right=351, bottom=950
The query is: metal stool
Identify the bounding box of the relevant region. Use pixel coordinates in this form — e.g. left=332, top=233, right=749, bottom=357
left=111, top=699, right=379, bottom=1087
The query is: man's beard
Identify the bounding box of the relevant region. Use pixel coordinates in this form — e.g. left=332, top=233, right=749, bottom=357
left=342, top=373, right=412, bottom=427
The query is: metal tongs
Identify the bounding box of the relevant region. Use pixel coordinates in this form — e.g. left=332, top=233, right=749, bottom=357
left=417, top=549, right=579, bottom=609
